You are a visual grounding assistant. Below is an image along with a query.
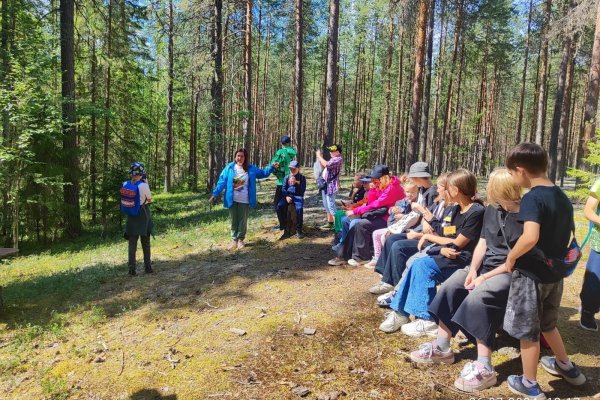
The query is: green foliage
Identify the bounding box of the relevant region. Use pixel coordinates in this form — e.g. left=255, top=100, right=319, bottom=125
left=567, top=139, right=600, bottom=200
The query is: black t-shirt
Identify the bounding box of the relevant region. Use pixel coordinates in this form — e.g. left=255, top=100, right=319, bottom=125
left=480, top=205, right=523, bottom=273
left=353, top=187, right=366, bottom=203
left=516, top=185, right=574, bottom=282
left=433, top=202, right=485, bottom=269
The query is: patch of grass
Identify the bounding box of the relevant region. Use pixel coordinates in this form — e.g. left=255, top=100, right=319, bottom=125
left=41, top=375, right=69, bottom=400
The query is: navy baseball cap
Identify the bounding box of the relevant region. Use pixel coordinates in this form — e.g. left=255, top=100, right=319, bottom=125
left=367, top=164, right=390, bottom=179
left=289, top=160, right=300, bottom=169
left=281, top=135, right=291, bottom=144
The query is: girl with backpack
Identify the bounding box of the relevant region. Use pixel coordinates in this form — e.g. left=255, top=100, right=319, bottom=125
left=209, top=148, right=279, bottom=250
left=121, top=162, right=153, bottom=276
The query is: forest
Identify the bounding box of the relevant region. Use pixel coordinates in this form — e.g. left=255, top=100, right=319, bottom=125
left=2, top=0, right=600, bottom=247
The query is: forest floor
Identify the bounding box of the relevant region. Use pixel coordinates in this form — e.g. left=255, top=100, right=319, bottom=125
left=1, top=177, right=600, bottom=400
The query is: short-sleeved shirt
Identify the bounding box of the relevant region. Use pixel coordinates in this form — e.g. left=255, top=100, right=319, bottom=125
left=517, top=185, right=573, bottom=282
left=480, top=205, right=523, bottom=273
left=433, top=202, right=485, bottom=270
left=324, top=155, right=342, bottom=195
left=588, top=178, right=600, bottom=252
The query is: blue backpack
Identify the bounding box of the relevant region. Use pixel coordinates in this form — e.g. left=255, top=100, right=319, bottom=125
left=120, top=180, right=142, bottom=216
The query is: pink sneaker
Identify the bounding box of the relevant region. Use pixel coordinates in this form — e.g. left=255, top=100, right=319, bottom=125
left=454, top=361, right=497, bottom=393
left=409, top=341, right=455, bottom=364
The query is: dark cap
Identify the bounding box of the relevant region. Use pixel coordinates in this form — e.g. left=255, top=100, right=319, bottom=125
left=289, top=160, right=300, bottom=169
left=281, top=135, right=291, bottom=144
left=327, top=144, right=342, bottom=153
left=407, top=162, right=431, bottom=178
left=367, top=164, right=390, bottom=179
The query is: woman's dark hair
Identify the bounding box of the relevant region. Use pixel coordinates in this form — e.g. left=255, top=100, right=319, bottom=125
left=235, top=148, right=249, bottom=171
left=505, top=142, right=548, bottom=175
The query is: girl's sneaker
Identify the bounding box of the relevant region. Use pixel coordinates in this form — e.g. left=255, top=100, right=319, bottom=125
left=228, top=240, right=238, bottom=250
left=540, top=356, right=586, bottom=386
left=507, top=375, right=547, bottom=400
left=328, top=257, right=346, bottom=266
left=365, top=258, right=378, bottom=268
left=237, top=240, right=246, bottom=249
left=410, top=341, right=455, bottom=364
left=347, top=258, right=368, bottom=267
left=454, top=361, right=497, bottom=392
left=401, top=319, right=438, bottom=337
left=376, top=291, right=395, bottom=308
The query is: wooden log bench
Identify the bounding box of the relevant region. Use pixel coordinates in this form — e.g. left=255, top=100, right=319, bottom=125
left=0, top=248, right=18, bottom=309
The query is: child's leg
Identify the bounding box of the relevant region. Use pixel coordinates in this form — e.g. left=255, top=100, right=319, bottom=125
left=140, top=234, right=151, bottom=270
left=541, top=327, right=568, bottom=362
left=372, top=228, right=387, bottom=259
left=128, top=234, right=139, bottom=270
left=520, top=339, right=541, bottom=381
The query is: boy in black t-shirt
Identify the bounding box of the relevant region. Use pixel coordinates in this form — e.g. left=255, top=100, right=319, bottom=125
left=503, top=143, right=585, bottom=400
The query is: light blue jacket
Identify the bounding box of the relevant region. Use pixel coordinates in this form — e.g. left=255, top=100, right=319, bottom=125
left=212, top=162, right=274, bottom=209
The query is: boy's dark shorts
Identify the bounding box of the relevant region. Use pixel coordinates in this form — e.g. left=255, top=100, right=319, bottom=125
left=503, top=270, right=563, bottom=341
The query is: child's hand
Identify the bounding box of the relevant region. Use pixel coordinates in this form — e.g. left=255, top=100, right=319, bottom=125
left=504, top=257, right=515, bottom=272
left=286, top=196, right=293, bottom=204
left=441, top=247, right=460, bottom=259
left=272, top=162, right=280, bottom=169
left=417, top=234, right=430, bottom=251
left=464, top=269, right=477, bottom=288
left=406, top=230, right=422, bottom=240
left=345, top=210, right=354, bottom=217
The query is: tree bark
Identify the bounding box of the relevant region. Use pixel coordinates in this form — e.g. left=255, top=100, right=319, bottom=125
left=102, top=0, right=112, bottom=222
left=293, top=0, right=303, bottom=161
left=419, top=0, right=435, bottom=161
left=208, top=0, right=224, bottom=190
left=549, top=2, right=573, bottom=182
left=60, top=0, right=81, bottom=237
left=535, top=0, right=552, bottom=145
left=243, top=0, right=252, bottom=150
left=323, top=0, right=339, bottom=147
left=90, top=39, right=98, bottom=223
left=579, top=0, right=600, bottom=166
left=407, top=0, right=429, bottom=167
left=164, top=0, right=174, bottom=192
left=0, top=0, right=10, bottom=142
left=516, top=0, right=533, bottom=144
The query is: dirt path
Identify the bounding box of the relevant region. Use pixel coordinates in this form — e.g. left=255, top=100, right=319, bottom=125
left=1, top=180, right=599, bottom=399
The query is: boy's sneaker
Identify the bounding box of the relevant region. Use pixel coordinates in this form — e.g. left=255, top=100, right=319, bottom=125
left=410, top=341, right=455, bottom=364
left=379, top=311, right=409, bottom=333
left=296, top=232, right=304, bottom=239
left=454, top=361, right=497, bottom=392
left=507, top=375, right=547, bottom=400
left=376, top=291, right=394, bottom=308
left=348, top=258, right=368, bottom=267
left=540, top=356, right=586, bottom=386
left=144, top=265, right=154, bottom=274
left=328, top=257, right=346, bottom=266
left=580, top=311, right=598, bottom=332
left=365, top=259, right=378, bottom=268
left=237, top=240, right=246, bottom=249
left=401, top=319, right=438, bottom=337
left=128, top=267, right=137, bottom=276
left=369, top=281, right=394, bottom=295
left=228, top=240, right=238, bottom=250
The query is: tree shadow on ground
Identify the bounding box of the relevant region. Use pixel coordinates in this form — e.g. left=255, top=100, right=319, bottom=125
left=0, top=227, right=335, bottom=330
left=129, top=389, right=177, bottom=400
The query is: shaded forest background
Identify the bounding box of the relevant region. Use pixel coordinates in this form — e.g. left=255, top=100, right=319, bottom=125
left=2, top=0, right=600, bottom=247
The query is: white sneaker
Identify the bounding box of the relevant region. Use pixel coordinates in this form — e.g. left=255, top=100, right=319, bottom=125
left=364, top=259, right=378, bottom=268
left=228, top=240, right=238, bottom=250
left=401, top=319, right=438, bottom=337
left=379, top=311, right=409, bottom=333
left=369, top=281, right=394, bottom=295
left=377, top=290, right=395, bottom=302
left=348, top=258, right=368, bottom=267
left=328, top=257, right=346, bottom=266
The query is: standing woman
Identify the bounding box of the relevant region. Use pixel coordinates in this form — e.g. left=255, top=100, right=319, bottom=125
left=209, top=149, right=278, bottom=250
left=580, top=177, right=600, bottom=331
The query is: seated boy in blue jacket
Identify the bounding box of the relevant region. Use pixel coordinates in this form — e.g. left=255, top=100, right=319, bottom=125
left=277, top=160, right=307, bottom=239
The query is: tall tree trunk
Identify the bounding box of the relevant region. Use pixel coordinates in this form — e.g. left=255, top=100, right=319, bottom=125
left=102, top=0, right=112, bottom=223
left=164, top=0, right=174, bottom=192
left=293, top=0, right=303, bottom=161
left=243, top=0, right=252, bottom=149
left=379, top=21, right=394, bottom=165
left=535, top=0, right=552, bottom=145
left=439, top=0, right=462, bottom=174
left=549, top=3, right=573, bottom=182
left=60, top=0, right=81, bottom=237
left=323, top=0, right=339, bottom=147
left=0, top=0, right=10, bottom=142
left=419, top=0, right=435, bottom=161
left=189, top=76, right=197, bottom=191
left=516, top=0, right=533, bottom=144
left=579, top=0, right=600, bottom=166
left=558, top=44, right=575, bottom=185
left=90, top=39, right=98, bottom=223
left=208, top=0, right=224, bottom=190
left=407, top=0, right=429, bottom=167
left=393, top=30, right=405, bottom=174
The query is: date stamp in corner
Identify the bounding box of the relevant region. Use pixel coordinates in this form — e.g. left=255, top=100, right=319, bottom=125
left=468, top=398, right=581, bottom=400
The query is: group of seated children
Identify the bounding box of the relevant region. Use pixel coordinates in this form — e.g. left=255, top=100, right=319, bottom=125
left=326, top=143, right=587, bottom=399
